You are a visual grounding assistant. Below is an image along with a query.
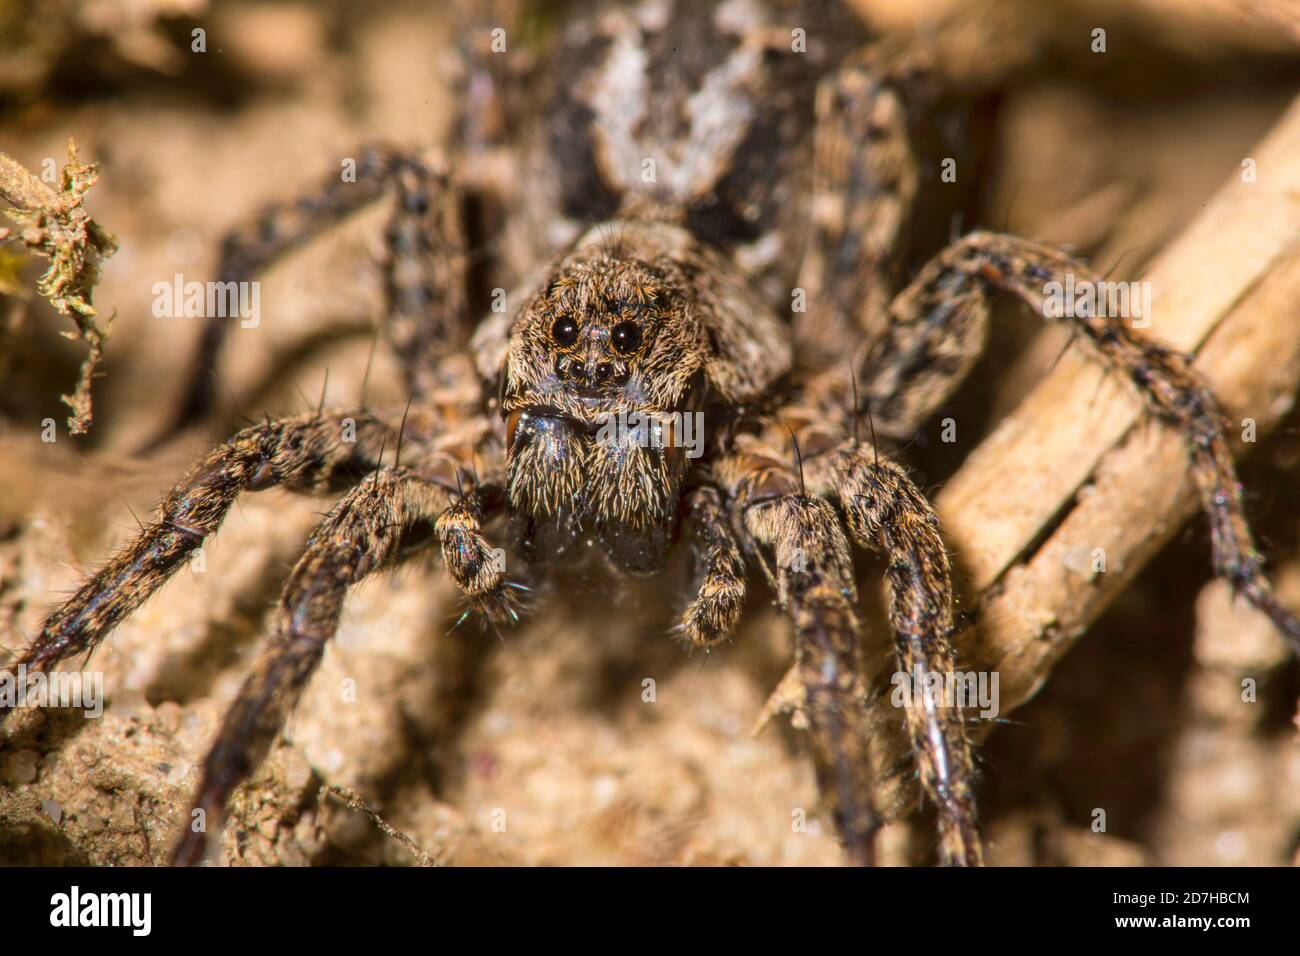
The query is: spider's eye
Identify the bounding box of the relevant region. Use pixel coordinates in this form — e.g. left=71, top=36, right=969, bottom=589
left=611, top=321, right=643, bottom=355
left=551, top=316, right=579, bottom=348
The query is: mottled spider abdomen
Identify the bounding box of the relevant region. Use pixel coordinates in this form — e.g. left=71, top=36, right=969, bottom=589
left=499, top=0, right=866, bottom=299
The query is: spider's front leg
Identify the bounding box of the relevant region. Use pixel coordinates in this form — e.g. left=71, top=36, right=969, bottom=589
left=436, top=480, right=521, bottom=627
left=677, top=485, right=747, bottom=648
left=718, top=420, right=984, bottom=867
left=714, top=448, right=882, bottom=866
left=802, top=434, right=983, bottom=867
left=171, top=466, right=451, bottom=865
left=837, top=231, right=1300, bottom=651
left=0, top=410, right=394, bottom=713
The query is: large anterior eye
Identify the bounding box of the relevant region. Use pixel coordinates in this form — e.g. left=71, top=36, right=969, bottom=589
left=611, top=320, right=643, bottom=355
left=551, top=316, right=579, bottom=348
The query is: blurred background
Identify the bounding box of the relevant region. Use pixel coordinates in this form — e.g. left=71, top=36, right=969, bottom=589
left=0, top=0, right=1298, bottom=865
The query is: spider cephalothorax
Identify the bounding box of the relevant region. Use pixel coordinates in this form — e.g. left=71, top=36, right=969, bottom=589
left=499, top=220, right=789, bottom=573
left=4, top=0, right=1299, bottom=868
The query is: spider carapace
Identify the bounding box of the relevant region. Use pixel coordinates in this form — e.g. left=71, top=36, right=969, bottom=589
left=6, top=0, right=1299, bottom=867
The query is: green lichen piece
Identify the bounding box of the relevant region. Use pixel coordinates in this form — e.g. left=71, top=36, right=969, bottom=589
left=1, top=139, right=117, bottom=434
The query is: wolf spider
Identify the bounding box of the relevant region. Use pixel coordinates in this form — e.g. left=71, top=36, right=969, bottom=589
left=5, top=0, right=1299, bottom=866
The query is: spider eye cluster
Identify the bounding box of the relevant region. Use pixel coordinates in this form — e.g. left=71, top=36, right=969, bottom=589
left=548, top=314, right=646, bottom=356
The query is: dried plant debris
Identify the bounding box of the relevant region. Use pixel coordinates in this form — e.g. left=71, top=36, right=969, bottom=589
left=321, top=786, right=440, bottom=867
left=0, top=140, right=117, bottom=434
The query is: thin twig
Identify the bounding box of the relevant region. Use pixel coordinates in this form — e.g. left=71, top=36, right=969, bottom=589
left=321, top=784, right=440, bottom=866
